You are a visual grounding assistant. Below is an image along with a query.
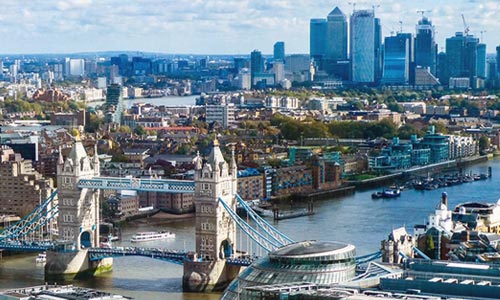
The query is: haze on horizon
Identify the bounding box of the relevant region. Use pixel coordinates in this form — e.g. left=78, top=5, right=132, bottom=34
left=1, top=0, right=499, bottom=55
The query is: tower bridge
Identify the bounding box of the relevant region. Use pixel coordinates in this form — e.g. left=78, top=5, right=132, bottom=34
left=0, top=138, right=298, bottom=292
left=0, top=138, right=381, bottom=292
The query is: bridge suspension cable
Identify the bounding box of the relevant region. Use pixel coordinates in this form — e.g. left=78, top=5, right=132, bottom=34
left=0, top=190, right=58, bottom=241
left=235, top=194, right=295, bottom=246
left=218, top=197, right=282, bottom=252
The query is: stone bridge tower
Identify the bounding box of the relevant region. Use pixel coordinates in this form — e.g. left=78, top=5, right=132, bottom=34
left=45, top=139, right=112, bottom=277
left=183, top=138, right=240, bottom=292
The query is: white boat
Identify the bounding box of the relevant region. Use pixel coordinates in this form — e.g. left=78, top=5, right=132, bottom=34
left=130, top=231, right=175, bottom=243
left=35, top=252, right=46, bottom=264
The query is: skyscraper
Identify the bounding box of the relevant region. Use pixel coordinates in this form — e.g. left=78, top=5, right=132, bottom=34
left=476, top=43, right=487, bottom=78
left=381, top=33, right=411, bottom=85
left=310, top=18, right=328, bottom=66
left=274, top=42, right=285, bottom=62
left=464, top=35, right=479, bottom=79
left=326, top=7, right=348, bottom=61
left=415, top=17, right=437, bottom=75
left=497, top=46, right=500, bottom=76
left=250, top=50, right=264, bottom=87
left=350, top=10, right=375, bottom=83
left=445, top=32, right=466, bottom=84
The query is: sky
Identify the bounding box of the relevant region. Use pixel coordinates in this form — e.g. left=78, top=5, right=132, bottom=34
left=1, top=0, right=499, bottom=55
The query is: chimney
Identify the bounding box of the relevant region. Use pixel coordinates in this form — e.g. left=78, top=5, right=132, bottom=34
left=441, top=192, right=448, bottom=208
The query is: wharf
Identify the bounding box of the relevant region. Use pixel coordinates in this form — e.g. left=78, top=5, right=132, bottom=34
left=273, top=209, right=315, bottom=221
left=293, top=185, right=355, bottom=201
left=349, top=155, right=490, bottom=189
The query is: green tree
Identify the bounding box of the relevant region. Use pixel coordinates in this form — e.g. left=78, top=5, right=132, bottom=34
left=478, top=136, right=491, bottom=153
left=134, top=125, right=146, bottom=136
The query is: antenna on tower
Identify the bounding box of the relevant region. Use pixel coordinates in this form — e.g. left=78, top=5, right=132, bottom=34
left=399, top=21, right=403, bottom=33
left=372, top=4, right=380, bottom=13
left=480, top=30, right=487, bottom=43
left=348, top=1, right=356, bottom=13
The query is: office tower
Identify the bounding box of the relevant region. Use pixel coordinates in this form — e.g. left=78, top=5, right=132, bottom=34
left=487, top=57, right=497, bottom=81
left=110, top=54, right=130, bottom=77
left=445, top=32, right=466, bottom=84
left=69, top=59, right=85, bottom=76
left=436, top=52, right=448, bottom=85
left=250, top=50, right=264, bottom=86
left=497, top=46, right=500, bottom=76
left=274, top=42, right=285, bottom=62
left=310, top=18, right=328, bottom=65
left=233, top=58, right=247, bottom=75
left=326, top=7, right=348, bottom=61
left=273, top=61, right=285, bottom=83
left=381, top=33, right=411, bottom=85
left=464, top=35, right=479, bottom=79
left=350, top=10, right=375, bottom=83
left=374, top=18, right=382, bottom=82
left=476, top=43, right=487, bottom=78
left=415, top=17, right=437, bottom=75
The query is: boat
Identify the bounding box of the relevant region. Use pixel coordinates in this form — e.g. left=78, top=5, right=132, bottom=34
left=109, top=235, right=120, bottom=241
left=131, top=231, right=175, bottom=243
left=372, top=189, right=401, bottom=199
left=35, top=252, right=46, bottom=264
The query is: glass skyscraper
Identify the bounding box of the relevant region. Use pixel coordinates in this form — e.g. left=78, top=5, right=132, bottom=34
left=445, top=32, right=466, bottom=84
left=415, top=17, right=437, bottom=75
left=310, top=18, right=327, bottom=65
left=382, top=33, right=411, bottom=85
left=273, top=41, right=285, bottom=62
left=326, top=7, right=348, bottom=61
left=350, top=10, right=375, bottom=83
left=476, top=43, right=487, bottom=78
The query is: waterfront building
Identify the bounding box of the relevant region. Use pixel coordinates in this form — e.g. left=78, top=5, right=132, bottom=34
left=205, top=103, right=236, bottom=128
left=106, top=190, right=139, bottom=218
left=138, top=191, right=194, bottom=214
left=0, top=145, right=54, bottom=217
left=273, top=41, right=285, bottom=62
left=415, top=17, right=437, bottom=75
left=350, top=10, right=376, bottom=83
left=448, top=135, right=477, bottom=159
left=381, top=33, right=411, bottom=85
left=414, top=126, right=450, bottom=163
left=237, top=168, right=264, bottom=201
left=271, top=165, right=313, bottom=197
left=221, top=241, right=357, bottom=300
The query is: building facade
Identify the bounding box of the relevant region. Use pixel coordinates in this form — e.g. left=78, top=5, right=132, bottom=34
left=350, top=10, right=375, bottom=83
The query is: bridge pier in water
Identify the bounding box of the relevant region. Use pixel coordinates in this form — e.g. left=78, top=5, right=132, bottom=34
left=46, top=139, right=113, bottom=278
left=183, top=140, right=241, bottom=292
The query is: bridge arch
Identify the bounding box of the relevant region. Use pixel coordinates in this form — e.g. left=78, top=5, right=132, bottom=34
left=80, top=231, right=92, bottom=249
left=219, top=239, right=234, bottom=259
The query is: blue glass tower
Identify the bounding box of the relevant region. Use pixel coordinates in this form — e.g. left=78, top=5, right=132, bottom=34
left=382, top=33, right=411, bottom=85
left=415, top=17, right=437, bottom=75
left=350, top=10, right=375, bottom=83
left=310, top=18, right=328, bottom=67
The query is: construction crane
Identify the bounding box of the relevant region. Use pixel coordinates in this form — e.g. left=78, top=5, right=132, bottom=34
left=461, top=14, right=470, bottom=35
left=348, top=1, right=356, bottom=13
left=417, top=10, right=431, bottom=18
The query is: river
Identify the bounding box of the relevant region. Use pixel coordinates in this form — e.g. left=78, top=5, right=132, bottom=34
left=86, top=95, right=199, bottom=108
left=1, top=159, right=500, bottom=299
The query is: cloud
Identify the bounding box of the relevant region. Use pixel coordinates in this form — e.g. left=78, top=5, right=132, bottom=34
left=0, top=0, right=498, bottom=54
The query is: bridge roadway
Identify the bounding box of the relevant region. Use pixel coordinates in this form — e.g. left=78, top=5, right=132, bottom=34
left=0, top=242, right=255, bottom=267
left=77, top=177, right=195, bottom=193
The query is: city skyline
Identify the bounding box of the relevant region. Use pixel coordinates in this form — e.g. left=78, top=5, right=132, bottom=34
left=1, top=0, right=499, bottom=55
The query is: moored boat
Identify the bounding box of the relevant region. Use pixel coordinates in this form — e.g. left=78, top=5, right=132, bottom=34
left=130, top=231, right=175, bottom=243
left=35, top=252, right=46, bottom=264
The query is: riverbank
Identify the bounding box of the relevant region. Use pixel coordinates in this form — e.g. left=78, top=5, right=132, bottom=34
left=349, top=155, right=490, bottom=190
left=128, top=211, right=194, bottom=225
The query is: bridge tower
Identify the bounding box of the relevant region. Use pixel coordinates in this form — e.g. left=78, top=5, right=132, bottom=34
left=183, top=139, right=240, bottom=292
left=45, top=139, right=112, bottom=277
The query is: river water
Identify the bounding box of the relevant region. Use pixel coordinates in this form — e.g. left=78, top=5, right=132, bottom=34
left=1, top=159, right=500, bottom=299
left=86, top=95, right=199, bottom=108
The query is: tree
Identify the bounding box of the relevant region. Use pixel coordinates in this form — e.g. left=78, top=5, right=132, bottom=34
left=134, top=125, right=146, bottom=136
left=479, top=136, right=491, bottom=154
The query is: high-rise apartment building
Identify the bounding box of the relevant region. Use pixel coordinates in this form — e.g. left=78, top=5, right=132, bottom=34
left=382, top=33, right=411, bottom=85
left=350, top=10, right=375, bottom=83
left=273, top=42, right=285, bottom=62
left=415, top=17, right=437, bottom=75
